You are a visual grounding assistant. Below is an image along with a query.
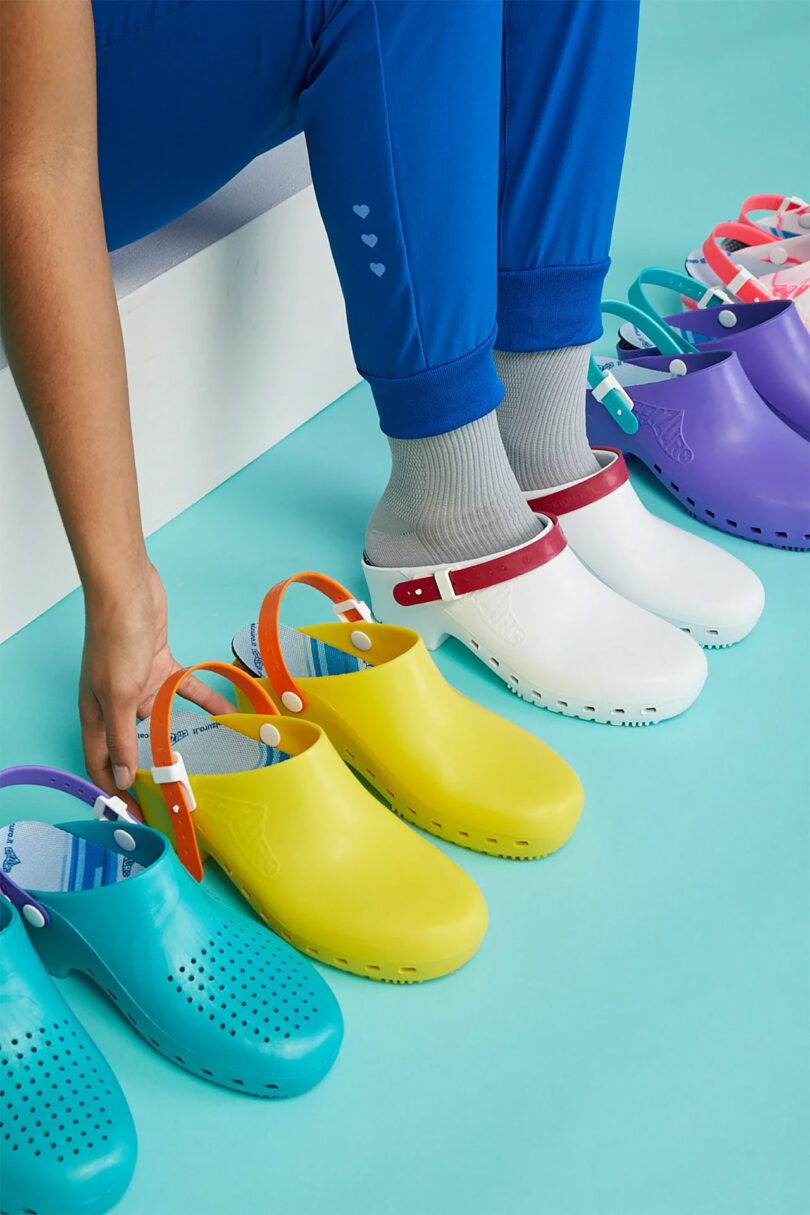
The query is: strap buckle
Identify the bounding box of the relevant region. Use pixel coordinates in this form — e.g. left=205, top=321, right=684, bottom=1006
left=591, top=369, right=638, bottom=436
left=151, top=751, right=196, bottom=812
left=92, top=793, right=136, bottom=823
left=778, top=194, right=807, bottom=218
left=432, top=566, right=458, bottom=602
left=727, top=264, right=767, bottom=298
left=333, top=597, right=373, bottom=623
left=698, top=284, right=732, bottom=309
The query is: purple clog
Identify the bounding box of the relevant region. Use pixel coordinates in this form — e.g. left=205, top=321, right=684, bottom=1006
left=586, top=337, right=810, bottom=551
left=622, top=270, right=810, bottom=440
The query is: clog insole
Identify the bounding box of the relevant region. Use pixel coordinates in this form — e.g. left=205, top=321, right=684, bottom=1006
left=0, top=820, right=143, bottom=892
left=618, top=321, right=719, bottom=351
left=136, top=709, right=290, bottom=776
left=232, top=621, right=371, bottom=680
left=594, top=355, right=680, bottom=388
left=135, top=627, right=369, bottom=778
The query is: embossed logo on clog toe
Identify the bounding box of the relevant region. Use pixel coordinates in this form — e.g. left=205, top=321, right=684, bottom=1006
left=634, top=401, right=694, bottom=464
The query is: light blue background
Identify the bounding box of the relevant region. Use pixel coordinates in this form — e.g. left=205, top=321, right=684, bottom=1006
left=2, top=3, right=809, bottom=1212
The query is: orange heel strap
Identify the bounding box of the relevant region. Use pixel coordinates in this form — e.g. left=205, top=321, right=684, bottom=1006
left=257, top=573, right=371, bottom=715
left=149, top=662, right=279, bottom=880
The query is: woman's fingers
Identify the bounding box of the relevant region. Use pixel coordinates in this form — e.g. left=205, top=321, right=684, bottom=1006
left=178, top=672, right=235, bottom=717
left=98, top=683, right=140, bottom=792
left=79, top=687, right=144, bottom=818
left=79, top=683, right=113, bottom=790
left=136, top=665, right=235, bottom=723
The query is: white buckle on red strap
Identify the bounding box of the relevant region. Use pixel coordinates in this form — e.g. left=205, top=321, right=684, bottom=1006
left=151, top=752, right=196, bottom=812
left=433, top=567, right=458, bottom=603
left=92, top=793, right=137, bottom=823
left=727, top=265, right=760, bottom=296
left=333, top=597, right=373, bottom=623
left=778, top=195, right=807, bottom=218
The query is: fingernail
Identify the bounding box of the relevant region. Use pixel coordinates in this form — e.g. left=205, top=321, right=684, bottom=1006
left=113, top=765, right=132, bottom=790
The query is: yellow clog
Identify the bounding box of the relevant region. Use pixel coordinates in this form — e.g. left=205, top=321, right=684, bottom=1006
left=231, top=573, right=584, bottom=859
left=133, top=662, right=487, bottom=983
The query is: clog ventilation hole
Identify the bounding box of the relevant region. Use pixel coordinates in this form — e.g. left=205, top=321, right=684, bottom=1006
left=161, top=918, right=322, bottom=1082
left=650, top=462, right=810, bottom=549
left=1, top=1018, right=116, bottom=1164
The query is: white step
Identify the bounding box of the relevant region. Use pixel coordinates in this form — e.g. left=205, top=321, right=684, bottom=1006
left=0, top=145, right=358, bottom=641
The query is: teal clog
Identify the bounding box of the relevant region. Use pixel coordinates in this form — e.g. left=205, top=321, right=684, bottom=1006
left=0, top=899, right=137, bottom=1215
left=0, top=768, right=343, bottom=1100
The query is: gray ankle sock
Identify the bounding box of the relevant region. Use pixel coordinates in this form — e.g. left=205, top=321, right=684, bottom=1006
left=365, top=411, right=541, bottom=568
left=494, top=344, right=600, bottom=492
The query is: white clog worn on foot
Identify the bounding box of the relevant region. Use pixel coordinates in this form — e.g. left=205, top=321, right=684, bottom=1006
left=363, top=517, right=707, bottom=726
left=527, top=449, right=765, bottom=647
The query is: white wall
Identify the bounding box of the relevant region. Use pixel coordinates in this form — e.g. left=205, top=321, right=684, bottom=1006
left=0, top=186, right=359, bottom=641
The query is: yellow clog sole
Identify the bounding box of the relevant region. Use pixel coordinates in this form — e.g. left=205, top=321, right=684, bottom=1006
left=135, top=702, right=487, bottom=984
left=234, top=619, right=584, bottom=860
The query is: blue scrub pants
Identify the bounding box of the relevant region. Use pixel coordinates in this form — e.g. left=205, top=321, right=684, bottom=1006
left=94, top=0, right=639, bottom=439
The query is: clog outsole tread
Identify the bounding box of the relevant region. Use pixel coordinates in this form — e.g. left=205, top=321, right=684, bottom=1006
left=638, top=455, right=810, bottom=551
left=343, top=758, right=561, bottom=860
left=450, top=634, right=684, bottom=725
left=233, top=651, right=572, bottom=857
left=506, top=680, right=664, bottom=726
left=667, top=621, right=749, bottom=649
left=42, top=956, right=323, bottom=1099
left=203, top=845, right=473, bottom=984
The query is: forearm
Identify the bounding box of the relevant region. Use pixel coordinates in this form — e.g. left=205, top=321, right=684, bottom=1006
left=0, top=170, right=148, bottom=600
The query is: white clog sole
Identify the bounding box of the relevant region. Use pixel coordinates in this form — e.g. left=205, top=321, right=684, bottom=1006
left=528, top=451, right=765, bottom=648
left=364, top=521, right=708, bottom=727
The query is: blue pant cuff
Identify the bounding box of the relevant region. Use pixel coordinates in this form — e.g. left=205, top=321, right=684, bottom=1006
left=362, top=326, right=504, bottom=439
left=495, top=259, right=610, bottom=351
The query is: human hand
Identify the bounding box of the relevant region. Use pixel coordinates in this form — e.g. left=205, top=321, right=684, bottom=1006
left=79, top=561, right=234, bottom=807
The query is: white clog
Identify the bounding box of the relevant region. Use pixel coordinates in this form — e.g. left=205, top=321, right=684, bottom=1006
left=527, top=449, right=765, bottom=647
left=363, top=517, right=708, bottom=726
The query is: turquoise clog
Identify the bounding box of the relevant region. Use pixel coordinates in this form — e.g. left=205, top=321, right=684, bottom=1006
left=0, top=767, right=343, bottom=1100
left=0, top=898, right=137, bottom=1215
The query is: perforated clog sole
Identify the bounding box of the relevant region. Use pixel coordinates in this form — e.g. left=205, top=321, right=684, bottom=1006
left=0, top=813, right=343, bottom=1099
left=0, top=900, right=137, bottom=1215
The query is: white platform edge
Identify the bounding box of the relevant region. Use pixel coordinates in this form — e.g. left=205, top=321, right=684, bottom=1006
left=0, top=185, right=359, bottom=642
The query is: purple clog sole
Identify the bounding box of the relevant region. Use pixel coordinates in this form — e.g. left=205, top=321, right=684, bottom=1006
left=586, top=349, right=810, bottom=552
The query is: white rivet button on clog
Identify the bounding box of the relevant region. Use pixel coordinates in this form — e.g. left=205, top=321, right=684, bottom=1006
left=718, top=309, right=737, bottom=328
left=281, top=691, right=304, bottom=714
left=260, top=723, right=281, bottom=747
left=350, top=630, right=372, bottom=651
left=768, top=246, right=787, bottom=264
left=22, top=904, right=46, bottom=929
left=800, top=213, right=810, bottom=229
left=113, top=829, right=136, bottom=852
left=669, top=358, right=687, bottom=376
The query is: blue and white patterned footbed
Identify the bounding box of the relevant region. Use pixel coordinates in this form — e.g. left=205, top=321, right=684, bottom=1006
left=136, top=709, right=291, bottom=778
left=232, top=622, right=370, bottom=680
left=0, top=820, right=143, bottom=893
left=134, top=628, right=369, bottom=780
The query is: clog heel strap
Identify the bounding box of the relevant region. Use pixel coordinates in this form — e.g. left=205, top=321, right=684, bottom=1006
left=702, top=222, right=781, bottom=303
left=257, top=572, right=372, bottom=715
left=627, top=268, right=735, bottom=351
left=148, top=661, right=280, bottom=880
left=0, top=765, right=137, bottom=926
left=587, top=300, right=685, bottom=435
left=737, top=193, right=810, bottom=237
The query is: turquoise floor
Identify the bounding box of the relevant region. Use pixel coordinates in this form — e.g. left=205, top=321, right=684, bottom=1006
left=2, top=3, right=809, bottom=1213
